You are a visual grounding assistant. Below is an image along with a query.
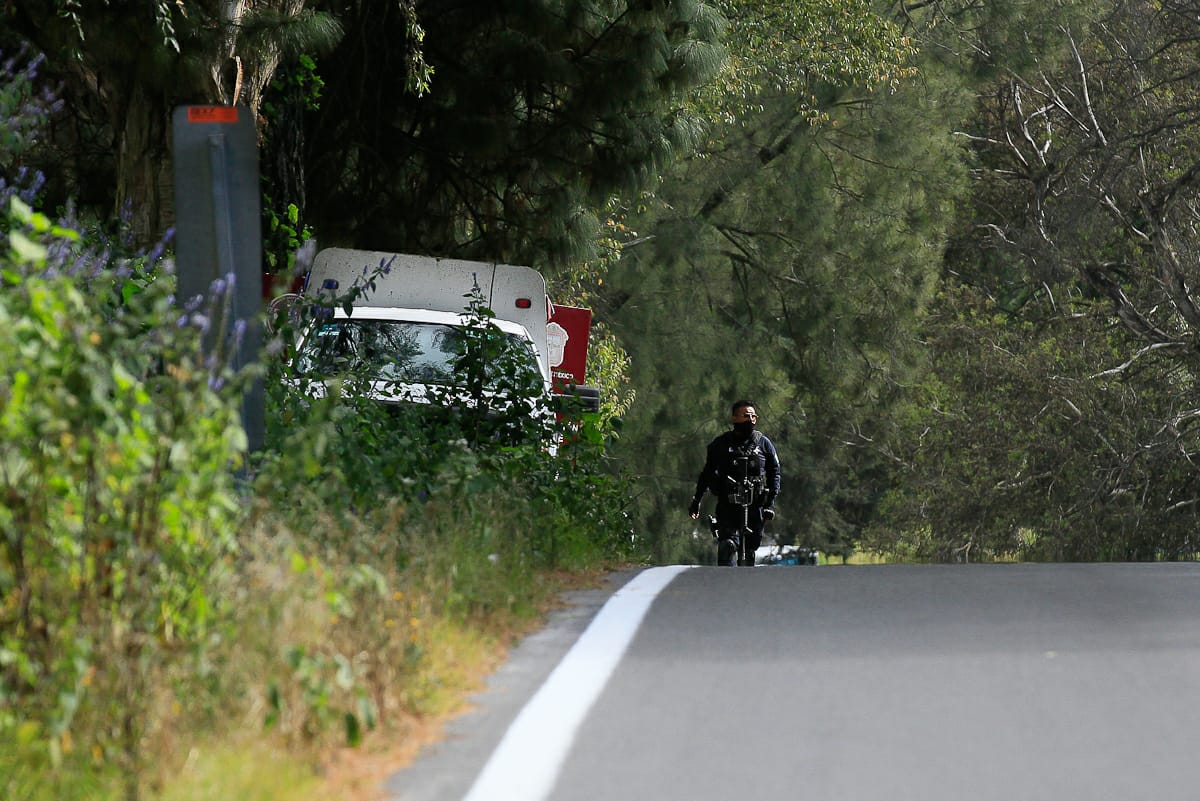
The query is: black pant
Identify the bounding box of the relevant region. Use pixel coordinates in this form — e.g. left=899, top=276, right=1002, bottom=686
left=714, top=501, right=765, bottom=566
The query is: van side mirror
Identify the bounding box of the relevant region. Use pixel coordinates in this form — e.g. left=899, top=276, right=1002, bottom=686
left=265, top=293, right=302, bottom=334
left=552, top=384, right=601, bottom=414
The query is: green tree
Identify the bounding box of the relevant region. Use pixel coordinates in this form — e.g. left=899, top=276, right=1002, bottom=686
left=2, top=0, right=342, bottom=244
left=960, top=0, right=1200, bottom=366
left=922, top=0, right=1200, bottom=558
left=301, top=0, right=725, bottom=268
left=866, top=279, right=1200, bottom=561
left=600, top=0, right=971, bottom=561
left=702, top=0, right=917, bottom=123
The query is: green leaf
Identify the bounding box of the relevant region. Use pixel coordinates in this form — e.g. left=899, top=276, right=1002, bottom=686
left=343, top=711, right=362, bottom=747
left=9, top=231, right=47, bottom=265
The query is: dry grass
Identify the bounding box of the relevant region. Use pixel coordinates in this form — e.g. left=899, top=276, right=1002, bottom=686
left=2, top=498, right=620, bottom=801
left=153, top=557, right=612, bottom=801
left=314, top=703, right=466, bottom=801
left=301, top=568, right=611, bottom=800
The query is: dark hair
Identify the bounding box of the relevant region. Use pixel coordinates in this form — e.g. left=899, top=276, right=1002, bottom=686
left=730, top=400, right=755, bottom=415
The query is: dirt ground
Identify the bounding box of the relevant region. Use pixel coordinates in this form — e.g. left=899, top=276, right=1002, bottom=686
left=317, top=712, right=452, bottom=801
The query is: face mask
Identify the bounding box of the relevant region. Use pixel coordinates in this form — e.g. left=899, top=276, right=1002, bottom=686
left=733, top=420, right=755, bottom=436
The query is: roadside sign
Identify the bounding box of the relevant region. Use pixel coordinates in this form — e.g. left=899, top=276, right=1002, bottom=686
left=171, top=105, right=264, bottom=453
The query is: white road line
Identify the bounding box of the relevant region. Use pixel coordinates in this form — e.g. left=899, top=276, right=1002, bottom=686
left=460, top=565, right=694, bottom=801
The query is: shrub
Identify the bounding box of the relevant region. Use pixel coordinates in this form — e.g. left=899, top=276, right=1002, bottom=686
left=0, top=199, right=248, bottom=800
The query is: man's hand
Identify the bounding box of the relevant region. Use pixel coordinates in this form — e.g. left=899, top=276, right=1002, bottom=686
left=762, top=508, right=775, bottom=522
left=688, top=496, right=701, bottom=519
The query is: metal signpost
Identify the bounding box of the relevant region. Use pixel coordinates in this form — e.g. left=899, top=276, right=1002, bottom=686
left=171, top=105, right=264, bottom=453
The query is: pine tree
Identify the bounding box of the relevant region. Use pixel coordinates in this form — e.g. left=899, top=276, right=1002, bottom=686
left=601, top=2, right=973, bottom=560
left=301, top=0, right=725, bottom=268
left=3, top=0, right=341, bottom=246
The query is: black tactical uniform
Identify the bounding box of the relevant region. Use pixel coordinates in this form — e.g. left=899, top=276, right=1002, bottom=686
left=690, top=426, right=781, bottom=566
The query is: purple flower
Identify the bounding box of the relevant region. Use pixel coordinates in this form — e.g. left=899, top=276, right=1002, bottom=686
left=146, top=239, right=167, bottom=265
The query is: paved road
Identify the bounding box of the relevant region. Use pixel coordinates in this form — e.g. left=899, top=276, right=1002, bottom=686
left=387, top=563, right=1200, bottom=801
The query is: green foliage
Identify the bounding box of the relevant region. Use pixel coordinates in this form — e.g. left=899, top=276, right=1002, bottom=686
left=603, top=40, right=972, bottom=560
left=703, top=0, right=917, bottom=123
left=0, top=200, right=246, bottom=797
left=47, top=0, right=181, bottom=51
left=426, top=287, right=557, bottom=448
left=866, top=280, right=1200, bottom=561
left=260, top=53, right=322, bottom=279
left=0, top=49, right=62, bottom=171
left=580, top=323, right=637, bottom=425
left=258, top=271, right=635, bottom=559
left=920, top=0, right=1200, bottom=560
left=263, top=200, right=312, bottom=275
left=396, top=0, right=433, bottom=97
left=266, top=53, right=325, bottom=114
left=303, top=0, right=726, bottom=267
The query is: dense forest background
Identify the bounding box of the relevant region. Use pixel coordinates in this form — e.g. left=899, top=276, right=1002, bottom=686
left=6, top=0, right=1200, bottom=564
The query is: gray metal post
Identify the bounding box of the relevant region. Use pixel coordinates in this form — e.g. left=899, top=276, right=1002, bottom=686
left=172, top=106, right=264, bottom=454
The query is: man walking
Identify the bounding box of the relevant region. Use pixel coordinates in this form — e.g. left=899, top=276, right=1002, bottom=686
left=689, top=400, right=781, bottom=566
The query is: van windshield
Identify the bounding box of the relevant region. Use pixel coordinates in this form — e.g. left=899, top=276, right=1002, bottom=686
left=294, top=319, right=538, bottom=385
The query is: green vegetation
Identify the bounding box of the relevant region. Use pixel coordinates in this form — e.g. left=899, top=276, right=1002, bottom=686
left=0, top=197, right=634, bottom=800
left=8, top=0, right=1200, bottom=796
left=0, top=53, right=633, bottom=799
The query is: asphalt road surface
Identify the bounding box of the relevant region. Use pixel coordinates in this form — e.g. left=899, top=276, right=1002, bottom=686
left=386, top=563, right=1200, bottom=801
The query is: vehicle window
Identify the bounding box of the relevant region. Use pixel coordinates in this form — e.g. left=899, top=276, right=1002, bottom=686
left=295, top=320, right=537, bottom=385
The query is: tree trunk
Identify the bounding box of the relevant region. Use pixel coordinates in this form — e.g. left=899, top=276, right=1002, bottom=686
left=115, top=85, right=176, bottom=249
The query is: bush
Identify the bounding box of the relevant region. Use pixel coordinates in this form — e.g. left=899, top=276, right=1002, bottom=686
left=0, top=200, right=247, bottom=800
left=257, top=263, right=637, bottom=567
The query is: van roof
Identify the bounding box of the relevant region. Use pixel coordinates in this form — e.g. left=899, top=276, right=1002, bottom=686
left=306, top=248, right=550, bottom=376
